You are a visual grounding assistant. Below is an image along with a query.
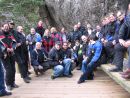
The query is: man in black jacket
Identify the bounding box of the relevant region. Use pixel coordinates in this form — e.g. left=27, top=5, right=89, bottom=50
left=62, top=42, right=73, bottom=77
left=0, top=23, right=17, bottom=90
left=69, top=25, right=82, bottom=47
left=110, top=13, right=130, bottom=72
left=15, top=26, right=30, bottom=83
left=49, top=42, right=64, bottom=79
left=0, top=33, right=12, bottom=96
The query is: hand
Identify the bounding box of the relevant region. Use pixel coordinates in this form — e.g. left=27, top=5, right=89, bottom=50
left=17, top=43, right=21, bottom=47
left=119, top=39, right=125, bottom=46
left=7, top=48, right=13, bottom=52
left=83, top=55, right=86, bottom=59
left=26, top=41, right=29, bottom=45
left=112, top=40, right=116, bottom=45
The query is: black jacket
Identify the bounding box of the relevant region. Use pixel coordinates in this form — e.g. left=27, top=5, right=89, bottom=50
left=61, top=48, right=72, bottom=59
left=31, top=49, right=45, bottom=66
left=48, top=47, right=63, bottom=67
left=119, top=17, right=130, bottom=40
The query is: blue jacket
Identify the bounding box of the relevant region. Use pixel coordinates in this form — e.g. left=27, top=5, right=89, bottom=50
left=87, top=41, right=102, bottom=65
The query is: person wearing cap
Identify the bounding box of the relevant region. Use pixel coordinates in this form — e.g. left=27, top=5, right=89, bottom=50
left=0, top=23, right=17, bottom=90
left=48, top=42, right=64, bottom=79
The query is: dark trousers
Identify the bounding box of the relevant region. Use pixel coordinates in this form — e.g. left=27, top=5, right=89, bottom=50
left=0, top=60, right=6, bottom=93
left=114, top=43, right=126, bottom=70
left=2, top=55, right=16, bottom=86
left=104, top=42, right=114, bottom=62
left=15, top=54, right=28, bottom=78
left=80, top=63, right=97, bottom=81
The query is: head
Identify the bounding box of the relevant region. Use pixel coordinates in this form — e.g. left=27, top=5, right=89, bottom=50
left=62, top=42, right=68, bottom=50
left=73, top=25, right=78, bottom=31
left=50, top=27, right=57, bottom=33
left=2, top=23, right=10, bottom=32
left=38, top=20, right=43, bottom=27
left=96, top=25, right=101, bottom=32
left=87, top=23, right=92, bottom=29
left=17, top=26, right=23, bottom=33
left=117, top=11, right=125, bottom=21
left=8, top=21, right=15, bottom=29
left=30, top=28, right=36, bottom=35
left=75, top=40, right=80, bottom=46
left=89, top=33, right=98, bottom=43
left=44, top=29, right=50, bottom=36
left=81, top=35, right=87, bottom=43
left=61, top=27, right=65, bottom=33
left=35, top=42, right=42, bottom=50
left=101, top=18, right=106, bottom=26
left=55, top=42, right=61, bottom=50
left=109, top=13, right=116, bottom=22
left=77, top=22, right=81, bottom=28
left=104, top=16, right=110, bottom=24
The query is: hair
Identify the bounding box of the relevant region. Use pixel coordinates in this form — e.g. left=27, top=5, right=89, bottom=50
left=89, top=33, right=98, bottom=41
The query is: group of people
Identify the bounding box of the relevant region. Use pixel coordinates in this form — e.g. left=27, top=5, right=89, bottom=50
left=1, top=3, right=130, bottom=97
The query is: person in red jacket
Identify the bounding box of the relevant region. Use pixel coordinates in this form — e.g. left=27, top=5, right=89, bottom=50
left=42, top=29, right=54, bottom=53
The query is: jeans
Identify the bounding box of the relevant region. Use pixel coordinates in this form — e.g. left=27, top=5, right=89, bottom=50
left=53, top=65, right=64, bottom=77
left=0, top=60, right=6, bottom=94
left=63, top=58, right=72, bottom=76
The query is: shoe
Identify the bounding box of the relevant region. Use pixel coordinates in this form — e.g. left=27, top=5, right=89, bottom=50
left=120, top=69, right=130, bottom=75
left=23, top=78, right=30, bottom=83
left=122, top=74, right=130, bottom=79
left=26, top=76, right=31, bottom=80
left=51, top=75, right=56, bottom=80
left=0, top=91, right=12, bottom=97
left=77, top=79, right=85, bottom=84
left=7, top=85, right=13, bottom=90
left=109, top=68, right=122, bottom=72
left=76, top=66, right=81, bottom=70
left=64, top=74, right=73, bottom=78
left=28, top=71, right=32, bottom=75
left=77, top=75, right=85, bottom=84
left=11, top=83, right=19, bottom=88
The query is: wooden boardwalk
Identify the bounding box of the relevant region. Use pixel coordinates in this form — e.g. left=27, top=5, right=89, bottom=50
left=2, top=69, right=130, bottom=98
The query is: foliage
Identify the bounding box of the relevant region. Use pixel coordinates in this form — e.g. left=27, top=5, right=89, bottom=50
left=0, top=0, right=45, bottom=34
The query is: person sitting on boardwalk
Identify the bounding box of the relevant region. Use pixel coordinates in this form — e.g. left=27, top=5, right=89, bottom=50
left=78, top=33, right=102, bottom=84
left=61, top=42, right=73, bottom=77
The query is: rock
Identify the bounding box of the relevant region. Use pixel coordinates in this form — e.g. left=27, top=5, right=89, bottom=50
left=45, top=0, right=130, bottom=31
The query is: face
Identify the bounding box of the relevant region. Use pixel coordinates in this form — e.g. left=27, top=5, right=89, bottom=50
left=9, top=23, right=14, bottom=29
left=87, top=24, right=91, bottom=29
left=109, top=14, right=115, bottom=22
left=45, top=29, right=50, bottom=36
left=55, top=44, right=60, bottom=50
left=96, top=25, right=101, bottom=31
left=75, top=41, right=80, bottom=46
left=82, top=36, right=87, bottom=42
left=17, top=26, right=23, bottom=33
left=3, top=24, right=9, bottom=32
left=38, top=21, right=43, bottom=27
left=77, top=22, right=81, bottom=28
left=74, top=25, right=78, bottom=31
left=36, top=43, right=41, bottom=50
left=61, top=28, right=65, bottom=33
left=63, top=43, right=68, bottom=50
left=30, top=28, right=36, bottom=34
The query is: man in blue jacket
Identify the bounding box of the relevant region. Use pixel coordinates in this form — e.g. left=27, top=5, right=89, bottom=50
left=78, top=33, right=102, bottom=84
